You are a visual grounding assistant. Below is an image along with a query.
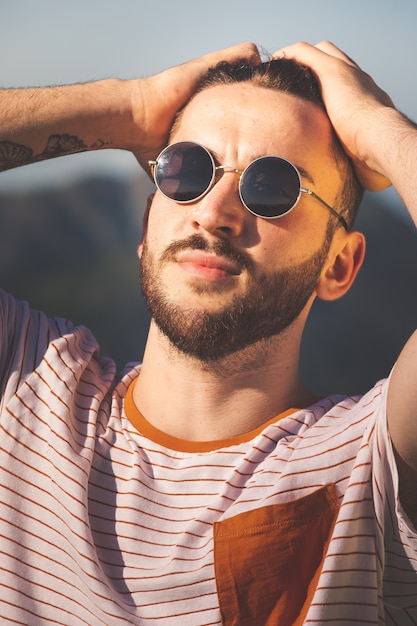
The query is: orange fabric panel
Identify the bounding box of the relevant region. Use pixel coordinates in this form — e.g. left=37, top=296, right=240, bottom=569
left=214, top=485, right=339, bottom=626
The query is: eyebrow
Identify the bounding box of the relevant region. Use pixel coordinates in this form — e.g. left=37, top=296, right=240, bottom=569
left=296, top=165, right=315, bottom=186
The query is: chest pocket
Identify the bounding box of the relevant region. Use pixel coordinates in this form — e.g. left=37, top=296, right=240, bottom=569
left=213, top=484, right=339, bottom=626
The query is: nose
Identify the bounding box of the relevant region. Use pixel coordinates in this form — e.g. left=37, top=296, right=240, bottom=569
left=189, top=171, right=247, bottom=238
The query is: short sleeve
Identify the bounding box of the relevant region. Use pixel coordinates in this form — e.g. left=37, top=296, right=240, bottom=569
left=371, top=373, right=417, bottom=620
left=0, top=289, right=86, bottom=405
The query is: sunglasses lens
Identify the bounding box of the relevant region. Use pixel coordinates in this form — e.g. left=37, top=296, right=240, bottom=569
left=240, top=157, right=301, bottom=218
left=155, top=142, right=214, bottom=203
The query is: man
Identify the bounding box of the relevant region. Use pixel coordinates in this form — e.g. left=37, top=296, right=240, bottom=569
left=0, top=40, right=416, bottom=625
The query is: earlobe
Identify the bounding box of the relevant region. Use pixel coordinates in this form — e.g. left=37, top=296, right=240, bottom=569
left=138, top=194, right=154, bottom=258
left=316, top=230, right=366, bottom=301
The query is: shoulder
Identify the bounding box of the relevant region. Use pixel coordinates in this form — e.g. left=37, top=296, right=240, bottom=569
left=0, top=289, right=116, bottom=403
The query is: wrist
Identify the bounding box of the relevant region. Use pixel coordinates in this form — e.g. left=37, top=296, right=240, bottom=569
left=360, top=107, right=416, bottom=180
left=78, top=78, right=140, bottom=153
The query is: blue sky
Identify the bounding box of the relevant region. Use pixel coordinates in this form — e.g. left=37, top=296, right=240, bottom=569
left=1, top=0, right=416, bottom=191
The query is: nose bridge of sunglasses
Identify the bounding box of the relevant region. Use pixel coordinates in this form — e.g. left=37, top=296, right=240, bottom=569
left=214, top=164, right=245, bottom=192
left=214, top=164, right=243, bottom=183
left=216, top=165, right=242, bottom=174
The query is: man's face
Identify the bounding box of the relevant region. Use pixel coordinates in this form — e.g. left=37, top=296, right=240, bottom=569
left=139, top=83, right=343, bottom=361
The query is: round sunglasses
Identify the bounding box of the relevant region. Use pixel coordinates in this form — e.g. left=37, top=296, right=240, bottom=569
left=149, top=141, right=348, bottom=230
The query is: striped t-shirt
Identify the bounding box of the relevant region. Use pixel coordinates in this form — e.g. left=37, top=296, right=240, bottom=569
left=0, top=289, right=416, bottom=625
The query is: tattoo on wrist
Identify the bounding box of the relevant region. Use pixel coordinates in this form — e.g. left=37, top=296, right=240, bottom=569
left=0, top=134, right=112, bottom=172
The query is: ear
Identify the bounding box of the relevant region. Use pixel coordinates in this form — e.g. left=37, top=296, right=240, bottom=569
left=138, top=194, right=154, bottom=258
left=316, top=230, right=366, bottom=301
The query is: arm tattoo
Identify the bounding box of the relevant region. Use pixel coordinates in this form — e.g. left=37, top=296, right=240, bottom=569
left=41, top=134, right=87, bottom=157
left=0, top=134, right=111, bottom=172
left=0, top=140, right=33, bottom=168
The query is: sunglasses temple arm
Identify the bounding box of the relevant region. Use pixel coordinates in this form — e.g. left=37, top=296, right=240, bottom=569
left=303, top=189, right=349, bottom=230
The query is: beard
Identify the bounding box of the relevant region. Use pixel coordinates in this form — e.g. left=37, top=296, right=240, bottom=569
left=140, top=226, right=333, bottom=363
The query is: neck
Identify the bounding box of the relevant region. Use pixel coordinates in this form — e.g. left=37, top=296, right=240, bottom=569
left=133, top=320, right=314, bottom=442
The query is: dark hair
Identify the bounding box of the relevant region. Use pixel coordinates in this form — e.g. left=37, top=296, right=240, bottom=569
left=177, top=58, right=363, bottom=228
left=196, top=57, right=324, bottom=103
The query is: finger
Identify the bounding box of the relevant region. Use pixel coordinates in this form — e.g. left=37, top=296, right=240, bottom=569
left=313, top=41, right=360, bottom=68
left=351, top=158, right=392, bottom=192
left=197, top=42, right=261, bottom=67
left=272, top=41, right=322, bottom=60
left=272, top=41, right=356, bottom=72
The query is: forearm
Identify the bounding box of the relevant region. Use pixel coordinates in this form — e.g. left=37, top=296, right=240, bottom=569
left=0, top=79, right=138, bottom=171
left=0, top=43, right=260, bottom=174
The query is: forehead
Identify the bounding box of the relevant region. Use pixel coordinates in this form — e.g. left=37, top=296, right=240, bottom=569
left=172, top=83, right=336, bottom=167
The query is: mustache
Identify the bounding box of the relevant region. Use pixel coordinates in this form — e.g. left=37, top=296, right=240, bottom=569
left=160, top=234, right=252, bottom=272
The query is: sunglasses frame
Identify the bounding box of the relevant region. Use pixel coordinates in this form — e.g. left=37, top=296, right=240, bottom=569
left=149, top=141, right=348, bottom=230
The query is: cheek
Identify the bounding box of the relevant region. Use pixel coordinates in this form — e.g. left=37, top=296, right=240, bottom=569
left=254, top=218, right=323, bottom=269
left=140, top=199, right=190, bottom=267
left=144, top=198, right=172, bottom=245
left=147, top=192, right=187, bottom=233
left=253, top=222, right=292, bottom=265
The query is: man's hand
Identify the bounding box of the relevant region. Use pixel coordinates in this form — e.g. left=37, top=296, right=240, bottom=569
left=273, top=41, right=394, bottom=191
left=130, top=43, right=260, bottom=170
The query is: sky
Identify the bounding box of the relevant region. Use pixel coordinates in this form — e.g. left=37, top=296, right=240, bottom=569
left=1, top=0, right=416, bottom=194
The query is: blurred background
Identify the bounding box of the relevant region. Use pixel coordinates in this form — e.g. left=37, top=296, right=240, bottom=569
left=1, top=0, right=416, bottom=396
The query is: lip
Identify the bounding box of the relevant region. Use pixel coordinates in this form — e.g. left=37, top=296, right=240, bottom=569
left=175, top=250, right=242, bottom=281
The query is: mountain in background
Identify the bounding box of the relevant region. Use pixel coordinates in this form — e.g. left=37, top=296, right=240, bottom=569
left=0, top=174, right=416, bottom=396
left=0, top=174, right=152, bottom=369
